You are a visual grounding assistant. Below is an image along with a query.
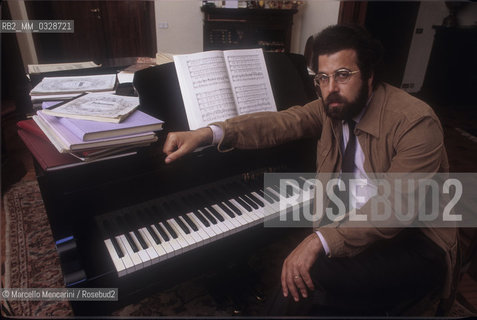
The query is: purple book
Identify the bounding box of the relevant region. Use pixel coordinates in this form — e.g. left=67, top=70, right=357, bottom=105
left=42, top=101, right=163, bottom=141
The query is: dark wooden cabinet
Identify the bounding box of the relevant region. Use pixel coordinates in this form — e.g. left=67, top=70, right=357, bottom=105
left=201, top=7, right=297, bottom=53
left=25, top=1, right=156, bottom=63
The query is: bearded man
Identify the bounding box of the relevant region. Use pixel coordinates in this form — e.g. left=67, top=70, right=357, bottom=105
left=162, top=25, right=457, bottom=316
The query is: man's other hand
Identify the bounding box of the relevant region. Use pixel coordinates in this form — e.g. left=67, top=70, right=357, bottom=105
left=163, top=127, right=213, bottom=164
left=281, top=233, right=323, bottom=302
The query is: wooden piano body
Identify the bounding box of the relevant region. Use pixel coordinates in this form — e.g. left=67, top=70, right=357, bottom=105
left=34, top=52, right=318, bottom=315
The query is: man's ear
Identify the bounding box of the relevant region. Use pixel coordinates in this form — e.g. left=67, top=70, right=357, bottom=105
left=368, top=72, right=374, bottom=95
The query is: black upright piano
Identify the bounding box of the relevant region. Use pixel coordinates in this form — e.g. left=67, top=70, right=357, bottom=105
left=34, top=52, right=318, bottom=315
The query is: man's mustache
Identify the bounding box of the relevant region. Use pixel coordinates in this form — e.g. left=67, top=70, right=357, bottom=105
left=325, top=93, right=346, bottom=105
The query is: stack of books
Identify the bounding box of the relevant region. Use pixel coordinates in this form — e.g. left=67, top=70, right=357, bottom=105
left=19, top=74, right=164, bottom=170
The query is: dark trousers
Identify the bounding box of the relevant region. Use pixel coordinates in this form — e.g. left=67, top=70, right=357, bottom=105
left=266, top=229, right=446, bottom=316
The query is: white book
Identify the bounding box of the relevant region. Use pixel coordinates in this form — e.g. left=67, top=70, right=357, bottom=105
left=173, top=49, right=277, bottom=130
left=41, top=92, right=139, bottom=123
left=30, top=74, right=117, bottom=95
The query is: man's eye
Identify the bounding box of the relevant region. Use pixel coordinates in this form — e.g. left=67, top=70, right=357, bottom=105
left=336, top=71, right=350, bottom=79
left=318, top=75, right=329, bottom=82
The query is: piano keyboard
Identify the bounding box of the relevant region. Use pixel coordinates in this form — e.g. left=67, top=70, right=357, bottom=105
left=98, top=176, right=314, bottom=277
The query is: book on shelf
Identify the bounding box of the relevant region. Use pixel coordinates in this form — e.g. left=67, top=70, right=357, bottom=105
left=17, top=120, right=138, bottom=171
left=41, top=92, right=139, bottom=123
left=173, top=48, right=277, bottom=130
left=30, top=74, right=117, bottom=95
left=41, top=102, right=163, bottom=141
left=33, top=111, right=158, bottom=153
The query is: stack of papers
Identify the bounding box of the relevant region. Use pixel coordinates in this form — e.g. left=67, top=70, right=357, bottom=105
left=30, top=74, right=117, bottom=102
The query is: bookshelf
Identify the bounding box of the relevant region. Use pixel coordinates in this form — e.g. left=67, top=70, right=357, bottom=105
left=201, top=7, right=297, bottom=52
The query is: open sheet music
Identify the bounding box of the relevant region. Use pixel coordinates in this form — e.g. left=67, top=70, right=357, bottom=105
left=174, top=49, right=276, bottom=130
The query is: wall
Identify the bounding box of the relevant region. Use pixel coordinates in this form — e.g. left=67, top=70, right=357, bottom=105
left=154, top=0, right=203, bottom=54
left=292, top=0, right=340, bottom=54
left=154, top=0, right=340, bottom=55
left=6, top=0, right=38, bottom=68
left=401, top=2, right=477, bottom=93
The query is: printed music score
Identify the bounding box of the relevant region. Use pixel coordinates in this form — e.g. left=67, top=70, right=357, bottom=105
left=174, top=49, right=276, bottom=130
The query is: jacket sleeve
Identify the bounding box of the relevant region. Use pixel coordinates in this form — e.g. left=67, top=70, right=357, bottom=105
left=211, top=99, right=323, bottom=152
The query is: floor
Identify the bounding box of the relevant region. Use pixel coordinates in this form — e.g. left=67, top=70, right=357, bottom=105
left=1, top=98, right=477, bottom=314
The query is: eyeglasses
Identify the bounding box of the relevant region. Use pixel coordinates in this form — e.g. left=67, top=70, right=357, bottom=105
left=314, top=69, right=360, bottom=87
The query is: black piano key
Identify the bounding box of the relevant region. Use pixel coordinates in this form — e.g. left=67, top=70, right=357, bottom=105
left=246, top=193, right=264, bottom=207
left=258, top=188, right=278, bottom=203
left=165, top=199, right=191, bottom=234
left=146, top=224, right=161, bottom=244
left=211, top=186, right=243, bottom=216
left=199, top=208, right=217, bottom=225
left=124, top=213, right=149, bottom=249
left=194, top=210, right=210, bottom=227
left=231, top=182, right=260, bottom=209
left=217, top=202, right=235, bottom=218
left=103, top=220, right=124, bottom=258
left=163, top=220, right=178, bottom=239
left=145, top=207, right=169, bottom=241
left=138, top=210, right=161, bottom=244
left=203, top=188, right=235, bottom=218
left=224, top=199, right=242, bottom=216
left=206, top=205, right=225, bottom=222
left=116, top=216, right=139, bottom=252
left=270, top=184, right=284, bottom=197
left=233, top=195, right=252, bottom=212
left=182, top=214, right=199, bottom=232
left=240, top=194, right=259, bottom=210
left=174, top=216, right=191, bottom=234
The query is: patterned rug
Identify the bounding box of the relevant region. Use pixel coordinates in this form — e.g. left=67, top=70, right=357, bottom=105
left=2, top=180, right=476, bottom=318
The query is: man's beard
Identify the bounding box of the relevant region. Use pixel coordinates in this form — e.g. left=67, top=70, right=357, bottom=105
left=324, top=82, right=369, bottom=120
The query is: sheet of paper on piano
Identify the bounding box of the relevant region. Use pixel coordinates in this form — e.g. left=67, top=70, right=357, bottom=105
left=173, top=48, right=277, bottom=130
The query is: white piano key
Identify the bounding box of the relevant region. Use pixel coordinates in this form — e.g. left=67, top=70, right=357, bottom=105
left=250, top=191, right=278, bottom=217
left=229, top=198, right=261, bottom=226
left=210, top=205, right=236, bottom=231
left=115, top=236, right=134, bottom=275
left=119, top=235, right=142, bottom=271
left=226, top=199, right=254, bottom=225
left=138, top=228, right=160, bottom=264
left=190, top=212, right=219, bottom=241
left=179, top=215, right=204, bottom=244
left=166, top=219, right=190, bottom=252
left=212, top=204, right=244, bottom=233
left=203, top=208, right=230, bottom=234
left=159, top=222, right=182, bottom=254
left=186, top=213, right=212, bottom=244
left=243, top=194, right=266, bottom=218
left=104, top=239, right=126, bottom=277
left=198, top=209, right=224, bottom=238
left=151, top=224, right=175, bottom=258
left=169, top=218, right=196, bottom=249
left=130, top=231, right=152, bottom=267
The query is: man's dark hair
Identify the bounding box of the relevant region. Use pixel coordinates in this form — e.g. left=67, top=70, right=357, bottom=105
left=312, top=24, right=384, bottom=88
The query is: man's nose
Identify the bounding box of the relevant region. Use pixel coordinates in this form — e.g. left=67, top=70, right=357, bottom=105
left=327, top=79, right=339, bottom=93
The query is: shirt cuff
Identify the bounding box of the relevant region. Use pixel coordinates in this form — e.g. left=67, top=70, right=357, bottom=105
left=315, top=231, right=330, bottom=256
left=209, top=124, right=224, bottom=145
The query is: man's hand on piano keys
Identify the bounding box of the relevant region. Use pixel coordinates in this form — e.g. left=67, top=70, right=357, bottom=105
left=281, top=233, right=323, bottom=302
left=163, top=128, right=213, bottom=164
